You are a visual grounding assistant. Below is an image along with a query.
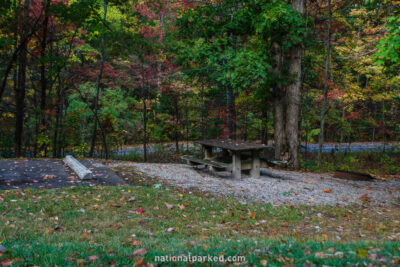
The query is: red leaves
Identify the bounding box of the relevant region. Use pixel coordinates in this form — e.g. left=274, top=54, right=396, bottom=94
left=136, top=208, right=144, bottom=214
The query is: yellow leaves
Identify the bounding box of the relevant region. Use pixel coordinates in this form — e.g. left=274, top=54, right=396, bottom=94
left=357, top=248, right=368, bottom=258
left=45, top=228, right=51, bottom=235
left=321, top=233, right=328, bottom=238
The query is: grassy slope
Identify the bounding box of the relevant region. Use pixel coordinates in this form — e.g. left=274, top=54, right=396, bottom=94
left=1, top=171, right=400, bottom=266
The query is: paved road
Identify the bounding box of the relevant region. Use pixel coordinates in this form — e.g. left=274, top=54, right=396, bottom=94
left=115, top=142, right=400, bottom=156
left=0, top=159, right=128, bottom=190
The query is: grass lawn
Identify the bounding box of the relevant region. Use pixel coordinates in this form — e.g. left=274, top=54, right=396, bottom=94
left=1, top=171, right=400, bottom=266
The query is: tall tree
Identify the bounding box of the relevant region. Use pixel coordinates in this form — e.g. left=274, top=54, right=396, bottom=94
left=286, top=0, right=305, bottom=169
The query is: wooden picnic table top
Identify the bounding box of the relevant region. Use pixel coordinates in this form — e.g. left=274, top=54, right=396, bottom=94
left=195, top=139, right=269, bottom=152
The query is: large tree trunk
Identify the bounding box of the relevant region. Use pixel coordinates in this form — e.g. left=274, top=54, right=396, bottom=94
left=271, top=42, right=287, bottom=160
left=317, top=0, right=332, bottom=167
left=89, top=1, right=107, bottom=157
left=286, top=0, right=305, bottom=169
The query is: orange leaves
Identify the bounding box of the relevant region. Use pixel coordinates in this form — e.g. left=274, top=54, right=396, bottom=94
left=323, top=189, right=332, bottom=193
left=248, top=210, right=256, bottom=220
left=360, top=194, right=371, bottom=202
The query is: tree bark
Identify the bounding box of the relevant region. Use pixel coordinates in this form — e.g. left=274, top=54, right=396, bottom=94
left=285, top=0, right=305, bottom=169
left=89, top=0, right=107, bottom=157
left=271, top=42, right=287, bottom=160
left=318, top=0, right=332, bottom=167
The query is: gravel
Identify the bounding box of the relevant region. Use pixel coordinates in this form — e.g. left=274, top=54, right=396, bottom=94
left=109, top=162, right=400, bottom=206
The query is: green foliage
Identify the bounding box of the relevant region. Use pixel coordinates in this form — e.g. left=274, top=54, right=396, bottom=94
left=376, top=16, right=400, bottom=71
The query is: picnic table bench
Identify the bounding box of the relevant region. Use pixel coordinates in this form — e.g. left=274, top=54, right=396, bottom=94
left=181, top=139, right=286, bottom=179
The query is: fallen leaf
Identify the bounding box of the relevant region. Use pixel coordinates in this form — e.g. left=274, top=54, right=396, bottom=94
left=321, top=233, right=328, bottom=238
left=132, top=248, right=148, bottom=257
left=129, top=197, right=136, bottom=202
left=360, top=194, right=371, bottom=202
left=248, top=210, right=256, bottom=220
left=134, top=257, right=144, bottom=266
left=357, top=249, right=368, bottom=258
left=88, top=255, right=98, bottom=260
left=167, top=227, right=174, bottom=232
left=1, top=259, right=13, bottom=266
left=45, top=228, right=51, bottom=235
left=165, top=202, right=173, bottom=210
left=323, top=189, right=332, bottom=193
left=136, top=209, right=144, bottom=214
left=132, top=240, right=141, bottom=246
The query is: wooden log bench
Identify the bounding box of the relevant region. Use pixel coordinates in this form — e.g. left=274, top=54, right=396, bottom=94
left=181, top=155, right=231, bottom=171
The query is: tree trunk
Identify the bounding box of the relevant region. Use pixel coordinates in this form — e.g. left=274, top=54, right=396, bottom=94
left=285, top=0, right=305, bottom=169
left=226, top=85, right=235, bottom=139
left=175, top=97, right=179, bottom=153
left=14, top=0, right=30, bottom=157
left=89, top=1, right=107, bottom=157
left=143, top=98, right=147, bottom=162
left=271, top=42, right=287, bottom=160
left=39, top=0, right=50, bottom=156
left=261, top=109, right=268, bottom=145
left=318, top=0, right=332, bottom=167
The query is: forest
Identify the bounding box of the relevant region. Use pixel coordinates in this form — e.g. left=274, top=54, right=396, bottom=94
left=0, top=0, right=399, bottom=171
left=2, top=1, right=400, bottom=266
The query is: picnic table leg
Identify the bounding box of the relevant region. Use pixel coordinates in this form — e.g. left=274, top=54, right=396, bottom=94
left=232, top=151, right=241, bottom=179
left=203, top=145, right=215, bottom=171
left=204, top=145, right=213, bottom=159
left=250, top=150, right=260, bottom=179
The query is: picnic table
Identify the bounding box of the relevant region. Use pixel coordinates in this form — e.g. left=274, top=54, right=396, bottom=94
left=182, top=139, right=272, bottom=179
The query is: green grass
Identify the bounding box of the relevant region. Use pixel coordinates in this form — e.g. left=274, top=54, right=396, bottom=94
left=1, top=175, right=400, bottom=266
